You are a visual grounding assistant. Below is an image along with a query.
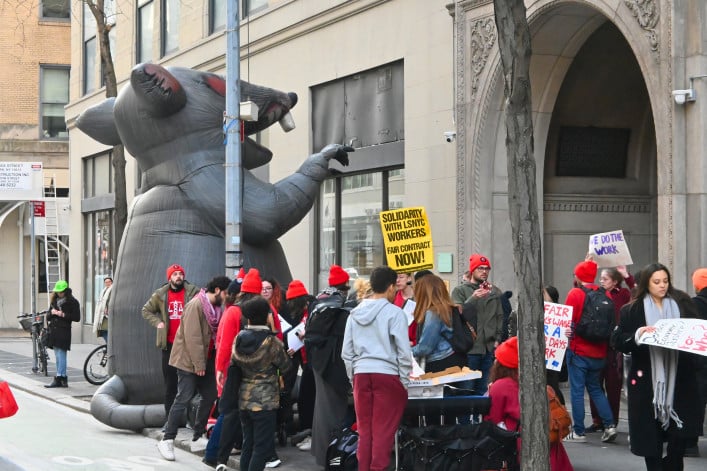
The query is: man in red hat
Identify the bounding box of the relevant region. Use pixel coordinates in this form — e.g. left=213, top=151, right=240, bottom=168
left=142, top=264, right=200, bottom=420
left=451, top=253, right=505, bottom=395
left=563, top=259, right=617, bottom=443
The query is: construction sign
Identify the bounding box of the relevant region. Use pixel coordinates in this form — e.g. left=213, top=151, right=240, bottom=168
left=379, top=206, right=433, bottom=273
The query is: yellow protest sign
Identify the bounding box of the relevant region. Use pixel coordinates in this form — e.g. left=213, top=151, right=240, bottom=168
left=379, top=206, right=434, bottom=272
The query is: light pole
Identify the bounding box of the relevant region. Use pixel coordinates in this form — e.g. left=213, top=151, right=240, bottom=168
left=224, top=0, right=242, bottom=277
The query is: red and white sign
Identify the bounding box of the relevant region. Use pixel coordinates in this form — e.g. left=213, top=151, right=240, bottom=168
left=32, top=201, right=45, bottom=217
left=544, top=302, right=572, bottom=371
left=638, top=318, right=707, bottom=357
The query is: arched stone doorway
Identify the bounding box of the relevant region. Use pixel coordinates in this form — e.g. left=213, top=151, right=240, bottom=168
left=455, top=1, right=659, bottom=297
left=540, top=18, right=657, bottom=296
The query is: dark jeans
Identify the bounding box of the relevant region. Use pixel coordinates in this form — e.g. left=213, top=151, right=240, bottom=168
left=205, top=412, right=224, bottom=463
left=217, top=363, right=243, bottom=464
left=240, top=409, right=277, bottom=471
left=161, top=344, right=179, bottom=416
left=466, top=350, right=495, bottom=395
left=297, top=363, right=316, bottom=430
left=163, top=357, right=217, bottom=440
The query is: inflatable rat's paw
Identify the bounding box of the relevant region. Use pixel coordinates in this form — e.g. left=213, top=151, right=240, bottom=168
left=319, top=144, right=355, bottom=167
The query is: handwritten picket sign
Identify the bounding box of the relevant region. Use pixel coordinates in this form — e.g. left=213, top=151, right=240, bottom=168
left=588, top=229, right=633, bottom=268
left=544, top=302, right=572, bottom=371
left=638, top=318, right=707, bottom=357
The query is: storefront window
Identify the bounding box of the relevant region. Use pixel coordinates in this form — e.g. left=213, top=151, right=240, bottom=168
left=84, top=210, right=114, bottom=324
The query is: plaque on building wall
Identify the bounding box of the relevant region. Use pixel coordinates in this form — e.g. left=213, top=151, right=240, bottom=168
left=556, top=126, right=630, bottom=178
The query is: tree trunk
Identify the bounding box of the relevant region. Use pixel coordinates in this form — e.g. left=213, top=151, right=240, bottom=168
left=86, top=0, right=127, bottom=254
left=493, top=1, right=548, bottom=469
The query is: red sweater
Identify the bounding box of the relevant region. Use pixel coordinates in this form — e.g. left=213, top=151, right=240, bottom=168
left=215, top=305, right=243, bottom=395
left=565, top=284, right=607, bottom=359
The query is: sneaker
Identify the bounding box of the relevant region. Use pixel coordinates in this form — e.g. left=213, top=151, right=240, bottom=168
left=265, top=456, right=282, bottom=468
left=190, top=436, right=209, bottom=452
left=586, top=423, right=604, bottom=433
left=297, top=436, right=312, bottom=451
left=215, top=465, right=229, bottom=471
left=601, top=426, right=618, bottom=443
left=563, top=431, right=587, bottom=443
left=157, top=439, right=176, bottom=461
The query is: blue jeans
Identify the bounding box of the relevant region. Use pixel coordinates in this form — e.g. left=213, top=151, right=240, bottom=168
left=55, top=348, right=67, bottom=377
left=566, top=349, right=614, bottom=435
left=204, top=413, right=224, bottom=463
left=466, top=350, right=495, bottom=395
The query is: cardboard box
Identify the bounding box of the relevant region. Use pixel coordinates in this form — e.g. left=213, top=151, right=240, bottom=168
left=408, top=370, right=481, bottom=399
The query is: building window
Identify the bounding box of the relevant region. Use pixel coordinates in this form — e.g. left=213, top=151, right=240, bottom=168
left=318, top=169, right=404, bottom=288
left=84, top=210, right=114, bottom=324
left=137, top=0, right=154, bottom=63
left=161, top=0, right=180, bottom=57
left=100, top=0, right=118, bottom=87
left=42, top=0, right=70, bottom=19
left=312, top=61, right=405, bottom=290
left=83, top=3, right=97, bottom=94
left=83, top=152, right=113, bottom=199
left=243, top=0, right=267, bottom=17
left=40, top=66, right=69, bottom=139
left=210, top=0, right=226, bottom=34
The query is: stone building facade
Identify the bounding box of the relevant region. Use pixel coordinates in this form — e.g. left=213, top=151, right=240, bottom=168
left=61, top=0, right=706, bottom=337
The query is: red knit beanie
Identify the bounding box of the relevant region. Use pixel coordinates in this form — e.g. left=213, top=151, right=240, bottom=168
left=468, top=254, right=491, bottom=273
left=235, top=267, right=246, bottom=283
left=574, top=260, right=597, bottom=283
left=286, top=280, right=309, bottom=300
left=166, top=264, right=185, bottom=281
left=328, top=264, right=350, bottom=287
left=692, top=268, right=707, bottom=292
left=240, top=268, right=262, bottom=294
left=495, top=336, right=519, bottom=369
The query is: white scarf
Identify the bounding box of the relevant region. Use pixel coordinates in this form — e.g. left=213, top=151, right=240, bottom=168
left=643, top=296, right=682, bottom=430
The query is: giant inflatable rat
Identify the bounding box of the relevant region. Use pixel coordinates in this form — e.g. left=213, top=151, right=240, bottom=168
left=76, top=63, right=352, bottom=429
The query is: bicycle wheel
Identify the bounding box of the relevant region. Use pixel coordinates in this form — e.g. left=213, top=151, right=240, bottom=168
left=39, top=341, right=48, bottom=376
left=84, top=345, right=110, bottom=385
left=31, top=330, right=40, bottom=374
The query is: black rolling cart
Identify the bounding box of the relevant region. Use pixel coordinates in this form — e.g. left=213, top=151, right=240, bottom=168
left=395, top=396, right=519, bottom=471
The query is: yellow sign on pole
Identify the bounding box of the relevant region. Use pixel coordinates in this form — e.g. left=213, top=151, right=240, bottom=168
left=379, top=206, right=434, bottom=272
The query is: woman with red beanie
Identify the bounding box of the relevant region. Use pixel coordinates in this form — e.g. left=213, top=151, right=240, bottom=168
left=486, top=337, right=573, bottom=471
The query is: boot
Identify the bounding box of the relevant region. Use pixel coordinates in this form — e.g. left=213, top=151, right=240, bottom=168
left=45, top=376, right=62, bottom=388
left=60, top=376, right=68, bottom=387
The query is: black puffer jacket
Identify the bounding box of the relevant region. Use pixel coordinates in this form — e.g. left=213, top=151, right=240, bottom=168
left=47, top=288, right=81, bottom=350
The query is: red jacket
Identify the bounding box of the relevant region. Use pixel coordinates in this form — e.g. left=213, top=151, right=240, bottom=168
left=565, top=284, right=607, bottom=359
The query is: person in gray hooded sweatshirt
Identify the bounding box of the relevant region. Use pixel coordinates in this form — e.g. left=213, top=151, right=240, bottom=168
left=342, top=266, right=412, bottom=471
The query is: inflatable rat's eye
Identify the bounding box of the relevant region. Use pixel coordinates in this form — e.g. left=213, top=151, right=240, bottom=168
left=203, top=74, right=226, bottom=97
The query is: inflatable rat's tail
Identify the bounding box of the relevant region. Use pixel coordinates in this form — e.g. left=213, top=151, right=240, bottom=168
left=90, top=375, right=165, bottom=430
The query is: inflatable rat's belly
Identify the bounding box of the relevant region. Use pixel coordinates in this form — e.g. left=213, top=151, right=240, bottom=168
left=109, top=185, right=223, bottom=404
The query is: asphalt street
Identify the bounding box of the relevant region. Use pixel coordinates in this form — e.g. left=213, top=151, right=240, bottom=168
left=1, top=329, right=705, bottom=470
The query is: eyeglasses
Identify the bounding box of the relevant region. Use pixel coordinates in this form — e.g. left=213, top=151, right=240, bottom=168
left=476, top=266, right=491, bottom=271
left=262, top=287, right=273, bottom=291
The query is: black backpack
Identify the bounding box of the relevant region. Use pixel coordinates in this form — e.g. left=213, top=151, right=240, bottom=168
left=325, top=427, right=358, bottom=471
left=448, top=305, right=477, bottom=354
left=574, top=286, right=615, bottom=343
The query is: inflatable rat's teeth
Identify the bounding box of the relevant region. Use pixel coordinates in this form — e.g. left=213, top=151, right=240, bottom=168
left=279, top=112, right=295, bottom=132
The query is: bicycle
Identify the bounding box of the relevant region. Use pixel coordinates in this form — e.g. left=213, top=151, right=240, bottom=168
left=17, top=310, right=51, bottom=376
left=83, top=343, right=110, bottom=385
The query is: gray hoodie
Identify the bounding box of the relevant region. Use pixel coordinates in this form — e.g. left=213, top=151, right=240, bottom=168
left=341, top=297, right=412, bottom=388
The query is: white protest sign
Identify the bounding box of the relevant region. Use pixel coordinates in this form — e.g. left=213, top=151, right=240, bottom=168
left=544, top=302, right=572, bottom=371
left=588, top=229, right=633, bottom=268
left=638, top=318, right=707, bottom=357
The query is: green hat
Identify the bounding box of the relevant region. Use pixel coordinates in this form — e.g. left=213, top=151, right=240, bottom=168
left=53, top=280, right=68, bottom=292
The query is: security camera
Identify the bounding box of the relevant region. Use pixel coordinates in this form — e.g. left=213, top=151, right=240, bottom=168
left=444, top=131, right=456, bottom=143
left=672, top=89, right=695, bottom=105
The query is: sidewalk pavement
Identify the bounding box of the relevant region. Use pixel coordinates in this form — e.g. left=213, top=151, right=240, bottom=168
left=0, top=329, right=318, bottom=471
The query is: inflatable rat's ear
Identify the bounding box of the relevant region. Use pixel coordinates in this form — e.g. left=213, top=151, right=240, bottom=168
left=76, top=97, right=122, bottom=146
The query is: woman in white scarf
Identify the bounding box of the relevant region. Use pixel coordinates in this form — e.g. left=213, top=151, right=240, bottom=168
left=612, top=263, right=702, bottom=471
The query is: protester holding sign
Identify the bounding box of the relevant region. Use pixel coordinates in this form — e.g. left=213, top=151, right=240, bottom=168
left=586, top=265, right=636, bottom=433
left=611, top=263, right=702, bottom=471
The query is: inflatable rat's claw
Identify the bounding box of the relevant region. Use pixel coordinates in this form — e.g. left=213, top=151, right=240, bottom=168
left=319, top=144, right=354, bottom=166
